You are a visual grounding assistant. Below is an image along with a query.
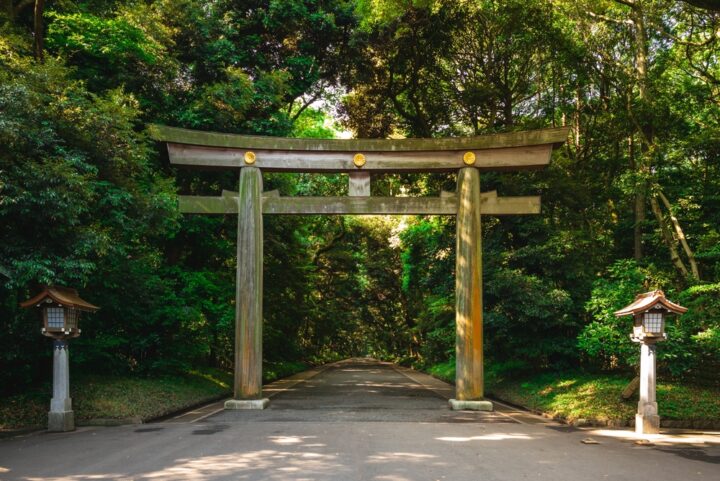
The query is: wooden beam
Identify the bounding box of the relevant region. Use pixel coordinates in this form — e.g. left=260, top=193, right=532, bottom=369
left=151, top=124, right=570, bottom=152
left=179, top=195, right=236, bottom=214
left=349, top=172, right=371, bottom=196
left=166, top=143, right=555, bottom=173
left=178, top=194, right=541, bottom=215
left=481, top=195, right=541, bottom=215
left=223, top=189, right=278, bottom=198
left=263, top=196, right=457, bottom=215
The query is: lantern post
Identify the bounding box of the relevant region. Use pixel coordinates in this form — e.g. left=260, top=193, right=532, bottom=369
left=615, top=290, right=687, bottom=434
left=21, top=286, right=99, bottom=432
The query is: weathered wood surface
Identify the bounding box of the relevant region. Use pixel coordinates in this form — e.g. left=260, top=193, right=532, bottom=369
left=180, top=195, right=238, bottom=214
left=348, top=172, right=371, bottom=197
left=481, top=193, right=540, bottom=215
left=621, top=375, right=641, bottom=400
left=151, top=124, right=569, bottom=152
left=455, top=167, right=484, bottom=400
left=262, top=196, right=458, bottom=215
left=179, top=192, right=541, bottom=216
left=235, top=167, right=263, bottom=400
left=166, top=142, right=556, bottom=172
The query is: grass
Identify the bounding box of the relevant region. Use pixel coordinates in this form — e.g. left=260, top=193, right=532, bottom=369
left=264, top=360, right=308, bottom=383
left=422, top=360, right=720, bottom=424
left=426, top=359, right=455, bottom=384
left=1, top=361, right=309, bottom=432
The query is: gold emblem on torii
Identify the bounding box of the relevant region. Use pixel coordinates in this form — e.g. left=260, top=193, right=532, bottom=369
left=353, top=153, right=366, bottom=168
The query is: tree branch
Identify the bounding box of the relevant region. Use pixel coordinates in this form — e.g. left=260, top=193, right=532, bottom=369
left=657, top=190, right=700, bottom=279
left=613, top=0, right=637, bottom=8
left=650, top=196, right=690, bottom=278
left=311, top=218, right=346, bottom=265
left=586, top=10, right=634, bottom=25
left=290, top=92, right=321, bottom=122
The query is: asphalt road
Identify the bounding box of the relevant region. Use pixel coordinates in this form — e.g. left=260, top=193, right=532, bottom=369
left=1, top=359, right=718, bottom=480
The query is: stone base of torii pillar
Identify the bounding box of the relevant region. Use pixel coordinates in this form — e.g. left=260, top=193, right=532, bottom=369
left=449, top=399, right=494, bottom=411
left=224, top=399, right=269, bottom=410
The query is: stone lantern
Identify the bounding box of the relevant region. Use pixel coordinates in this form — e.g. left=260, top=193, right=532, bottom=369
left=21, top=286, right=99, bottom=432
left=615, top=290, right=686, bottom=434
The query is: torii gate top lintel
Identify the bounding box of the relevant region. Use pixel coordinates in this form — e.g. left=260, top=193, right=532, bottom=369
left=150, top=124, right=569, bottom=173
left=151, top=124, right=569, bottom=215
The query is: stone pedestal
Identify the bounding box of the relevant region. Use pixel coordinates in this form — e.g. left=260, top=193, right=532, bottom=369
left=224, top=398, right=269, bottom=410
left=449, top=399, right=493, bottom=411
left=48, top=410, right=75, bottom=432
left=48, top=340, right=75, bottom=432
left=636, top=342, right=660, bottom=434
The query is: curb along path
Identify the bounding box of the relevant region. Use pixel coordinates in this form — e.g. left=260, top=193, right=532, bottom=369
left=162, top=361, right=338, bottom=423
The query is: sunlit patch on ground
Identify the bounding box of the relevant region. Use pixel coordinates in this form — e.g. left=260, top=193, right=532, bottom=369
left=587, top=428, right=720, bottom=446
left=435, top=433, right=533, bottom=442
left=367, top=452, right=437, bottom=461
left=373, top=475, right=416, bottom=481
left=269, top=435, right=317, bottom=445
left=25, top=475, right=125, bottom=481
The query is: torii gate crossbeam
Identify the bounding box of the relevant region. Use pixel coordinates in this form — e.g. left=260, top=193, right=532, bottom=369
left=151, top=124, right=569, bottom=411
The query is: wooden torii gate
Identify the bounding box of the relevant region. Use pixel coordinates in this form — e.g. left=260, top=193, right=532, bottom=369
left=151, top=125, right=568, bottom=410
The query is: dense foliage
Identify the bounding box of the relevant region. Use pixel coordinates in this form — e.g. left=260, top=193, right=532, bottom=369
left=2, top=0, right=719, bottom=393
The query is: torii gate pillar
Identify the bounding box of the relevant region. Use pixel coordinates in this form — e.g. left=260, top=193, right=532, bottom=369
left=450, top=168, right=492, bottom=411
left=224, top=167, right=268, bottom=409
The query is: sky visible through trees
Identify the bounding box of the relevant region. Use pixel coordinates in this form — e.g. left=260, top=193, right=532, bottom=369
left=1, top=0, right=719, bottom=392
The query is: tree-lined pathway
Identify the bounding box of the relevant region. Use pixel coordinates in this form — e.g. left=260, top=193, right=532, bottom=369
left=1, top=359, right=718, bottom=480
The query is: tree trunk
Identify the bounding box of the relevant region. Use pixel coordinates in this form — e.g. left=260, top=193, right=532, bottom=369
left=33, top=0, right=45, bottom=61
left=619, top=0, right=652, bottom=262
left=634, top=191, right=646, bottom=261
left=574, top=87, right=581, bottom=147
left=503, top=92, right=514, bottom=127
left=657, top=191, right=700, bottom=279
left=650, top=195, right=689, bottom=278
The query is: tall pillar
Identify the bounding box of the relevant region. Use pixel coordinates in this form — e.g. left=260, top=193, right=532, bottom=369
left=450, top=168, right=492, bottom=411
left=48, top=339, right=75, bottom=431
left=225, top=166, right=268, bottom=409
left=636, top=342, right=660, bottom=433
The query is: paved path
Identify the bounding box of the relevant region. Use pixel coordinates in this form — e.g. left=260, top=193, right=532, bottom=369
left=1, top=359, right=718, bottom=480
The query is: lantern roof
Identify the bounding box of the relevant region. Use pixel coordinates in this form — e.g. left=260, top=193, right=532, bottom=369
left=614, top=290, right=687, bottom=317
left=20, top=286, right=99, bottom=312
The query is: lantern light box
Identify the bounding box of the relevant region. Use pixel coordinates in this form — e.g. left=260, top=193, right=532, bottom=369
left=614, top=290, right=687, bottom=343
left=21, top=286, right=99, bottom=339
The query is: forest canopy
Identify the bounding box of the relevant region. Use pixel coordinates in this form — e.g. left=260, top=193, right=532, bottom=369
left=1, top=0, right=719, bottom=392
